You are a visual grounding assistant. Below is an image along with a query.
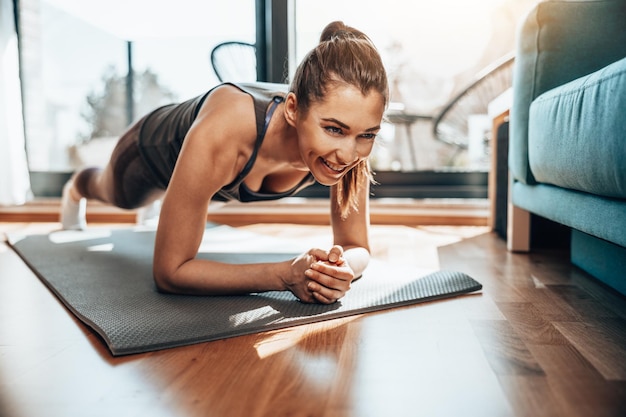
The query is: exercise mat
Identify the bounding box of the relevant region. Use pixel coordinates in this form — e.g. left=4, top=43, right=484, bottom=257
left=7, top=224, right=482, bottom=356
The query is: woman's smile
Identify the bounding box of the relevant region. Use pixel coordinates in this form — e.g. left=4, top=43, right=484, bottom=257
left=321, top=157, right=350, bottom=174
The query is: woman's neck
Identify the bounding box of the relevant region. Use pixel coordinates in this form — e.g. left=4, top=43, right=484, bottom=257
left=261, top=106, right=307, bottom=171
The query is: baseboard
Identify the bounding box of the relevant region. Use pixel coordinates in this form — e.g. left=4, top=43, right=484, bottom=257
left=0, top=198, right=489, bottom=226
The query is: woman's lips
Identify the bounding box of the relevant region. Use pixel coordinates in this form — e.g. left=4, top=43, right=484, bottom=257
left=321, top=158, right=348, bottom=173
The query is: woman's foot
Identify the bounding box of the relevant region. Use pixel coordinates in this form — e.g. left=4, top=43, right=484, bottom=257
left=60, top=180, right=87, bottom=230
left=136, top=199, right=161, bottom=227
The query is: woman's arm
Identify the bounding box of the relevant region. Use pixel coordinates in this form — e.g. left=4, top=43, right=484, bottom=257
left=152, top=87, right=287, bottom=294
left=151, top=87, right=330, bottom=303
left=304, top=176, right=372, bottom=303
left=331, top=177, right=371, bottom=277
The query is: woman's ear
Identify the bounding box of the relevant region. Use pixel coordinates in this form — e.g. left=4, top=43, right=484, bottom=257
left=284, top=92, right=298, bottom=127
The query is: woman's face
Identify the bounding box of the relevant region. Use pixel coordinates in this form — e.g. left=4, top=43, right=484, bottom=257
left=287, top=83, right=385, bottom=186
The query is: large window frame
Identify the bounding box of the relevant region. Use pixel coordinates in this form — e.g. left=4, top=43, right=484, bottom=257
left=21, top=0, right=488, bottom=200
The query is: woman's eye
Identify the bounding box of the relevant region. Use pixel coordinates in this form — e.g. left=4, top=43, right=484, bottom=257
left=324, top=126, right=343, bottom=135
left=360, top=133, right=377, bottom=140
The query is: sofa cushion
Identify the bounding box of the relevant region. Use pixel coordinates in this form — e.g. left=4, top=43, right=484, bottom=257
left=528, top=56, right=626, bottom=199
left=509, top=0, right=626, bottom=186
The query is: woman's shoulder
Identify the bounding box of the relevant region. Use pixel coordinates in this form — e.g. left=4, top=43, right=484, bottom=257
left=185, top=85, right=258, bottom=160
left=181, top=85, right=258, bottom=181
left=206, top=84, right=254, bottom=111
left=194, top=82, right=288, bottom=136
left=194, top=85, right=255, bottom=128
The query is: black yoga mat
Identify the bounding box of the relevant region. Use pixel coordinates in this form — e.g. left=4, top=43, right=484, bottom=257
left=7, top=224, right=482, bottom=356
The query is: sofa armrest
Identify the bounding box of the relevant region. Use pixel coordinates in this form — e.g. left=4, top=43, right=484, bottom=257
left=509, top=0, right=626, bottom=185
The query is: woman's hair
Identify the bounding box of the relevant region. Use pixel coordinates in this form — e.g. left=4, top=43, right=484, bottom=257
left=290, top=21, right=389, bottom=219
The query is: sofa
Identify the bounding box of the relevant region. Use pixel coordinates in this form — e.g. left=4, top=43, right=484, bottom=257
left=508, top=0, right=626, bottom=295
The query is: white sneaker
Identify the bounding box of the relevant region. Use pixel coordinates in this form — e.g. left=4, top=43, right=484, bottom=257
left=136, top=199, right=161, bottom=227
left=60, top=181, right=87, bottom=230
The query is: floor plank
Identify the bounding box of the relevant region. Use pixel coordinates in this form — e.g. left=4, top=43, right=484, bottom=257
left=553, top=318, right=626, bottom=381
left=495, top=302, right=570, bottom=345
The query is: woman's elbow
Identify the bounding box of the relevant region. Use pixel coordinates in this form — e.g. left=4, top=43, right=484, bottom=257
left=153, top=266, right=179, bottom=294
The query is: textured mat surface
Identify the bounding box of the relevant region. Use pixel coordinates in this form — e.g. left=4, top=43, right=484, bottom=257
left=8, top=224, right=482, bottom=356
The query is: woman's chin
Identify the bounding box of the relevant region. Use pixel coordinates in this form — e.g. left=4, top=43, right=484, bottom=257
left=311, top=173, right=341, bottom=187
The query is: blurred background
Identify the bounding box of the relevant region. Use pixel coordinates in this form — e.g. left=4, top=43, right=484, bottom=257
left=14, top=0, right=538, bottom=193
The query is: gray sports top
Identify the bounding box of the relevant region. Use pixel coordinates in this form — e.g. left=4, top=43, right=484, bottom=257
left=137, top=82, right=315, bottom=202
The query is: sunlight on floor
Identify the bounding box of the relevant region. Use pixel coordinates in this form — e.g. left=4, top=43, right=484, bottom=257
left=240, top=224, right=490, bottom=270
left=254, top=316, right=358, bottom=359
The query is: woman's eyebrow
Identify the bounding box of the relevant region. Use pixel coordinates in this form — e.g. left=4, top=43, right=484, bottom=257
left=322, top=118, right=350, bottom=130
left=321, top=118, right=381, bottom=132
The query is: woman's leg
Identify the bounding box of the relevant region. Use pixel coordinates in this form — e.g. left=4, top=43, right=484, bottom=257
left=60, top=120, right=165, bottom=229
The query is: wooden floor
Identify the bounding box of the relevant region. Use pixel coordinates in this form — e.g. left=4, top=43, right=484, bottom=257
left=1, top=222, right=625, bottom=417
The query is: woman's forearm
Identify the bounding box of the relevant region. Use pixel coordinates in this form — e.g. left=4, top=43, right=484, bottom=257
left=153, top=246, right=370, bottom=301
left=154, top=258, right=290, bottom=295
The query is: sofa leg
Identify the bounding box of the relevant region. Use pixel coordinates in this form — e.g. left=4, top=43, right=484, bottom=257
left=507, top=202, right=531, bottom=252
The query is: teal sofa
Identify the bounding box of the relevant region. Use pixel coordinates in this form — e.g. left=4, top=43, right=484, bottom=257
left=509, top=0, right=626, bottom=295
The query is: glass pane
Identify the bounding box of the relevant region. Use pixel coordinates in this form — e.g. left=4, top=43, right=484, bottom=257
left=20, top=0, right=255, bottom=172
left=293, top=0, right=539, bottom=172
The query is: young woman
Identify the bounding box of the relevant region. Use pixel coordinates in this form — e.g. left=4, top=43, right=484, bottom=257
left=61, top=21, right=389, bottom=304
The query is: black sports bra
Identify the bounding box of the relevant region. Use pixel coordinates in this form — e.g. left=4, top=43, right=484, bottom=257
left=137, top=82, right=316, bottom=202
left=214, top=94, right=316, bottom=202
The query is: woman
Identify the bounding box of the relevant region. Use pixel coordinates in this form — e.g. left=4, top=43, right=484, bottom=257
left=61, top=21, right=389, bottom=304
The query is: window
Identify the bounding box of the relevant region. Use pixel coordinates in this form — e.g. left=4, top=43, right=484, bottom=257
left=293, top=0, right=535, bottom=174
left=19, top=0, right=255, bottom=175
left=17, top=0, right=538, bottom=199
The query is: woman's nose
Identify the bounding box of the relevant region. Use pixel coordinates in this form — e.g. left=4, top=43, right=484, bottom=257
left=336, top=141, right=358, bottom=165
